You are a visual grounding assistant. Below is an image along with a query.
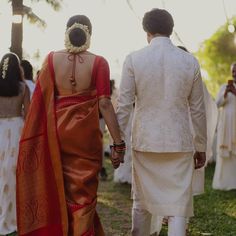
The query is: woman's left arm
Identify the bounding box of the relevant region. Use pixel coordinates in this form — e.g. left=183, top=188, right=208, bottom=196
left=99, top=98, right=125, bottom=168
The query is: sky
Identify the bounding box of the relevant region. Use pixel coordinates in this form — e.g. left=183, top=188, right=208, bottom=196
left=0, top=0, right=236, bottom=82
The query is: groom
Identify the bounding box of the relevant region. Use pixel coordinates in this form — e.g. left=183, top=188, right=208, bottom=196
left=116, top=8, right=207, bottom=236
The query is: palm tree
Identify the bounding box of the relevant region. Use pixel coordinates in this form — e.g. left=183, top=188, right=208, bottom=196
left=10, top=0, right=62, bottom=59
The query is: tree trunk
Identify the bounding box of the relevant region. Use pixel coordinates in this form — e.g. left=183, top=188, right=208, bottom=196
left=10, top=0, right=23, bottom=60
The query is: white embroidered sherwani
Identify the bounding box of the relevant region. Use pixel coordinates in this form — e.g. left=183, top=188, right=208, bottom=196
left=117, top=37, right=206, bottom=153
left=116, top=37, right=207, bottom=218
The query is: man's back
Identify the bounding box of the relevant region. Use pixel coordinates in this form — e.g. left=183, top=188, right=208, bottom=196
left=118, top=36, right=206, bottom=153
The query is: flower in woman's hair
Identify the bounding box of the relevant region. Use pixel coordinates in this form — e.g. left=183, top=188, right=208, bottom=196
left=64, top=22, right=91, bottom=53
left=2, top=57, right=9, bottom=79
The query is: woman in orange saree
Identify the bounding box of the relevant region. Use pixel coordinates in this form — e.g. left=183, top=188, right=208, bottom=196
left=16, top=15, right=125, bottom=236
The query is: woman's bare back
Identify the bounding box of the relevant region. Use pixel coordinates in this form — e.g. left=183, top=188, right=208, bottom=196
left=53, top=50, right=96, bottom=95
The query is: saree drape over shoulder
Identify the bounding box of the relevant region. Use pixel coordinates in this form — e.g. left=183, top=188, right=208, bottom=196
left=16, top=52, right=110, bottom=236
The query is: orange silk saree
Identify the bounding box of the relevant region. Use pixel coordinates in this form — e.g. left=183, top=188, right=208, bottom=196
left=16, top=52, right=104, bottom=236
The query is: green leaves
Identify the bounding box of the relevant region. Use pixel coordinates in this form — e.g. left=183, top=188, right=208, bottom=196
left=196, top=17, right=236, bottom=97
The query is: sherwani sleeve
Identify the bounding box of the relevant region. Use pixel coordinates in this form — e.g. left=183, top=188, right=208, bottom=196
left=216, top=85, right=227, bottom=108
left=188, top=59, right=207, bottom=152
left=116, top=55, right=136, bottom=138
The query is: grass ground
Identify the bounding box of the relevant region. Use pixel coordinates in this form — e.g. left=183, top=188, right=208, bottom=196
left=97, top=158, right=236, bottom=236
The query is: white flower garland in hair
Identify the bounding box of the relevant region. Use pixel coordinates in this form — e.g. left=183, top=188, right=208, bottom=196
left=2, top=57, right=9, bottom=79
left=64, top=22, right=91, bottom=53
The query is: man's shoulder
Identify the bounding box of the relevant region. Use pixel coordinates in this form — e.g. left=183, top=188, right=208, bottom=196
left=127, top=45, right=149, bottom=58
left=124, top=46, right=151, bottom=67
left=173, top=48, right=201, bottom=74
left=175, top=46, right=198, bottom=63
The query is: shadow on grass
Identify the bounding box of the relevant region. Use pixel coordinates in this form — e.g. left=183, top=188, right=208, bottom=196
left=97, top=201, right=131, bottom=236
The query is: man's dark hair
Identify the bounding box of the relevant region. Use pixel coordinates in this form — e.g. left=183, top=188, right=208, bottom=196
left=142, top=8, right=174, bottom=37
left=66, top=15, right=92, bottom=48
left=21, top=59, right=33, bottom=81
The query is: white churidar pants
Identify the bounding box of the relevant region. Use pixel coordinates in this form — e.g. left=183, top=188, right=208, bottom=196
left=132, top=202, right=187, bottom=236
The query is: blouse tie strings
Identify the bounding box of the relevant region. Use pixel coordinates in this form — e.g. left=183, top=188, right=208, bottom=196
left=68, top=53, right=84, bottom=93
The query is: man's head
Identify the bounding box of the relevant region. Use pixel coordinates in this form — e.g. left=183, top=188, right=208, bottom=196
left=231, top=62, right=236, bottom=81
left=142, top=8, right=174, bottom=43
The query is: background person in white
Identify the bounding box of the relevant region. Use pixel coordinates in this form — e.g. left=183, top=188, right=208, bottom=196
left=116, top=8, right=207, bottom=236
left=213, top=62, right=236, bottom=190
left=20, top=60, right=36, bottom=99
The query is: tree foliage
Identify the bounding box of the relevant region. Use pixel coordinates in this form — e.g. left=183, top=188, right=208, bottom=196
left=196, top=17, right=236, bottom=97
left=31, top=0, right=62, bottom=11
left=9, top=0, right=62, bottom=59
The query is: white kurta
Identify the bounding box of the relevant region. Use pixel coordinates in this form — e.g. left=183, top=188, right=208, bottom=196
left=132, top=151, right=194, bottom=217
left=213, top=84, right=236, bottom=190
left=25, top=80, right=35, bottom=99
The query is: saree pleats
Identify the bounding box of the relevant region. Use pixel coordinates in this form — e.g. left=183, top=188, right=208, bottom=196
left=56, top=92, right=104, bottom=235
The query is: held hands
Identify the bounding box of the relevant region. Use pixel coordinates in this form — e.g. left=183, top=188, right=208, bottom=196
left=110, top=140, right=126, bottom=169
left=193, top=152, right=206, bottom=169
left=110, top=147, right=125, bottom=169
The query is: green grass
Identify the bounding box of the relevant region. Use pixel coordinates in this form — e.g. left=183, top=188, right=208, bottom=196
left=188, top=164, right=236, bottom=236
left=97, top=158, right=132, bottom=236
left=97, top=160, right=236, bottom=236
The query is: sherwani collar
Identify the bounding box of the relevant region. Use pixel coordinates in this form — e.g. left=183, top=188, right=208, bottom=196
left=149, top=36, right=172, bottom=47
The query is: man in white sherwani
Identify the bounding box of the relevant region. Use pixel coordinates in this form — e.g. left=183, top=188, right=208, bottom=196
left=213, top=62, right=236, bottom=190
left=116, top=8, right=207, bottom=236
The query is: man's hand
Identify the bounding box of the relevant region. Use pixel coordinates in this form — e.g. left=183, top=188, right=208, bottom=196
left=193, top=152, right=206, bottom=169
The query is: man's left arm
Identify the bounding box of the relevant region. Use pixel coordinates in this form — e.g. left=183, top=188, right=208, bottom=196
left=116, top=54, right=136, bottom=138
left=189, top=59, right=207, bottom=152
